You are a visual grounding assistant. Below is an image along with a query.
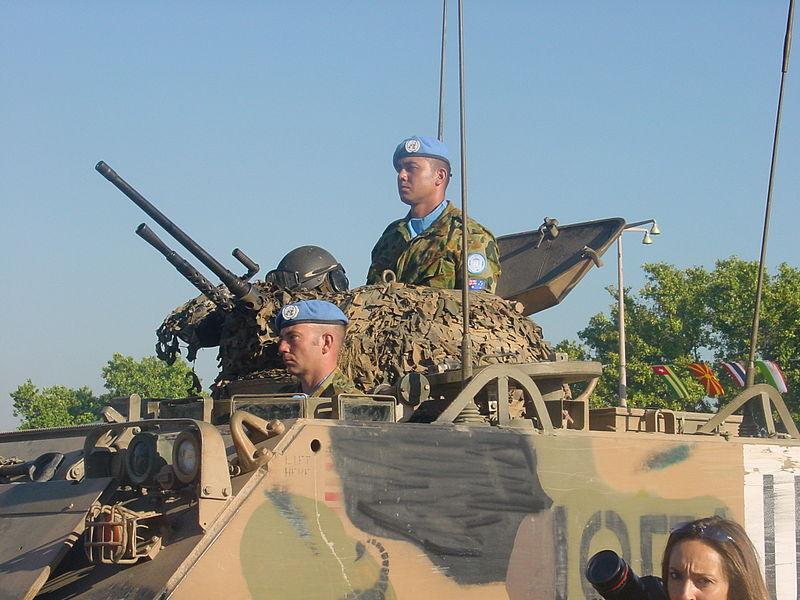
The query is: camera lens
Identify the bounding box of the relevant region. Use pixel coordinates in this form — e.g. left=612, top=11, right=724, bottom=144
left=587, top=550, right=628, bottom=592
left=586, top=550, right=653, bottom=600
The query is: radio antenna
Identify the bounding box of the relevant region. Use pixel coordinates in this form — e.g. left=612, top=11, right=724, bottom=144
left=745, top=0, right=795, bottom=387
left=437, top=0, right=447, bottom=141
left=457, top=0, right=473, bottom=383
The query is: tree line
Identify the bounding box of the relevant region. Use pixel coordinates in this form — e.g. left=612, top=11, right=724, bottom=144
left=10, top=353, right=196, bottom=430
left=555, top=257, right=800, bottom=421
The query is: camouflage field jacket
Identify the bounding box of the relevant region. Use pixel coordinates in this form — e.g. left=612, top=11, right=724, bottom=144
left=312, top=367, right=358, bottom=398
left=366, top=202, right=501, bottom=292
left=280, top=367, right=358, bottom=398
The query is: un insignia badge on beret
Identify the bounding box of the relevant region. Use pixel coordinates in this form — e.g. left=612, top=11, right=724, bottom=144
left=405, top=139, right=421, bottom=153
left=467, top=252, right=487, bottom=274
left=281, top=304, right=300, bottom=320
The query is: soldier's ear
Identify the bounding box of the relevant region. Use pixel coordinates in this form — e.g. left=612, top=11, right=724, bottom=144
left=320, top=331, right=335, bottom=354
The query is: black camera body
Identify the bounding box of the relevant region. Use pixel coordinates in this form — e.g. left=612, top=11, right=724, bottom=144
left=586, top=550, right=668, bottom=600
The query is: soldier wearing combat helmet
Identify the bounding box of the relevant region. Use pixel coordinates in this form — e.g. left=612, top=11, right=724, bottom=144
left=274, top=300, right=358, bottom=397
left=265, top=245, right=349, bottom=293
left=366, top=135, right=500, bottom=292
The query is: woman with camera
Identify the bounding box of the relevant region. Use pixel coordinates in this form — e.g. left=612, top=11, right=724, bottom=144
left=661, top=516, right=770, bottom=600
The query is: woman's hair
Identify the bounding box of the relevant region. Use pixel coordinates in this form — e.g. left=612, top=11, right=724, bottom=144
left=661, top=516, right=770, bottom=600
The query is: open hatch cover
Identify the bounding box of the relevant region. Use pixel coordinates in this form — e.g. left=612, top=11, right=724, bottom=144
left=497, top=217, right=625, bottom=315
left=0, top=478, right=113, bottom=600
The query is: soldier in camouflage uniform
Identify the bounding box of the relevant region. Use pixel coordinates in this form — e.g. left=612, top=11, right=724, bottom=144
left=274, top=300, right=358, bottom=397
left=367, top=135, right=501, bottom=292
left=295, top=366, right=356, bottom=398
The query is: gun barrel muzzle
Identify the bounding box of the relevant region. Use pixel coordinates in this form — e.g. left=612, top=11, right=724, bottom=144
left=96, top=160, right=262, bottom=309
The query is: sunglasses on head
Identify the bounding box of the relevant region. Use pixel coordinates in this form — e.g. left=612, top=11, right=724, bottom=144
left=671, top=521, right=735, bottom=544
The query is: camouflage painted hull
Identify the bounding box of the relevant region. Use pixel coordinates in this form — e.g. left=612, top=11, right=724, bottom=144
left=162, top=420, right=799, bottom=600
left=3, top=394, right=799, bottom=599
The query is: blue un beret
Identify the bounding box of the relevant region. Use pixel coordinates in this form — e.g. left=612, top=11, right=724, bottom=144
left=393, top=135, right=451, bottom=171
left=274, top=300, right=348, bottom=331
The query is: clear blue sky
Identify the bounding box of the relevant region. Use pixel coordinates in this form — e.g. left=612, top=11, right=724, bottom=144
left=1, top=2, right=798, bottom=429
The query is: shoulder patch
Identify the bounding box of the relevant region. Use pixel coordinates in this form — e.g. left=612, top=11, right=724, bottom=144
left=467, top=252, right=487, bottom=274
left=468, top=278, right=487, bottom=291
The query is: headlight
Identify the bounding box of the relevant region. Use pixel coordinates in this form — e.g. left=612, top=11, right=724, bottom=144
left=126, top=432, right=163, bottom=485
left=172, top=430, right=200, bottom=484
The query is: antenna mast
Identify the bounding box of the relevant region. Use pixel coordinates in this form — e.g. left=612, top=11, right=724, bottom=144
left=437, top=0, right=447, bottom=141
left=745, top=0, right=795, bottom=387
left=457, top=0, right=473, bottom=382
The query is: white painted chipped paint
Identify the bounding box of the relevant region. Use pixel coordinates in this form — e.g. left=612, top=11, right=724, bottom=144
left=744, top=456, right=767, bottom=573
left=774, top=476, right=797, bottom=600
left=743, top=444, right=800, bottom=600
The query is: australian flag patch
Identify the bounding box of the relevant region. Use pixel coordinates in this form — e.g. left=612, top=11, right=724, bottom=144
left=468, top=278, right=486, bottom=291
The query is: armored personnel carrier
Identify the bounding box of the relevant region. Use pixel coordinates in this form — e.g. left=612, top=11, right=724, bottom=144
left=1, top=163, right=799, bottom=600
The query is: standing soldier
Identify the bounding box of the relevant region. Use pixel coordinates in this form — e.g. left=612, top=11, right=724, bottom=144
left=367, top=135, right=500, bottom=292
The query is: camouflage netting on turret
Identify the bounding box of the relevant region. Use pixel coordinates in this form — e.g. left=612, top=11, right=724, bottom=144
left=157, top=282, right=551, bottom=392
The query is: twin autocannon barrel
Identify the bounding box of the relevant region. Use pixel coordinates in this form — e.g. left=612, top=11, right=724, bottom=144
left=134, top=223, right=234, bottom=310
left=95, top=161, right=262, bottom=310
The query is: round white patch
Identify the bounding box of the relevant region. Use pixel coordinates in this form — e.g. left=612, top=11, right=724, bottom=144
left=281, top=304, right=300, bottom=320
left=405, top=139, right=421, bottom=153
left=467, top=253, right=487, bottom=274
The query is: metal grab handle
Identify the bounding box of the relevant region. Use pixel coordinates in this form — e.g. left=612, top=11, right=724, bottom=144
left=230, top=410, right=286, bottom=472
left=434, top=364, right=553, bottom=433
left=380, top=269, right=397, bottom=284
left=696, top=384, right=799, bottom=439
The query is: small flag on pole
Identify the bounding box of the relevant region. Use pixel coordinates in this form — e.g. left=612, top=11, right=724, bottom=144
left=755, top=360, right=788, bottom=393
left=721, top=362, right=746, bottom=388
left=651, top=365, right=690, bottom=399
left=687, top=362, right=725, bottom=397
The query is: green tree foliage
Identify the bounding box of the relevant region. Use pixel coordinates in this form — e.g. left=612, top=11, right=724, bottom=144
left=101, top=353, right=195, bottom=398
left=557, top=258, right=800, bottom=418
left=11, top=381, right=101, bottom=430
left=11, top=354, right=196, bottom=430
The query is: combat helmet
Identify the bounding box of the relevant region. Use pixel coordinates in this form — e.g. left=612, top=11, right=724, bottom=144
left=265, top=245, right=349, bottom=293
